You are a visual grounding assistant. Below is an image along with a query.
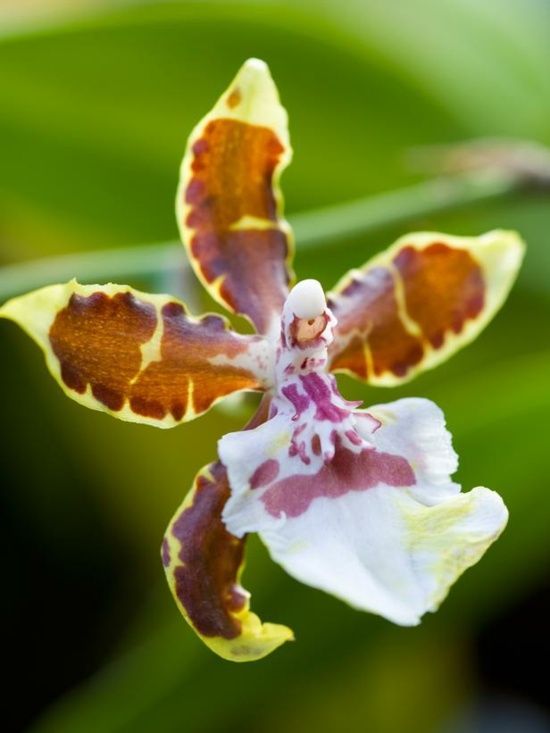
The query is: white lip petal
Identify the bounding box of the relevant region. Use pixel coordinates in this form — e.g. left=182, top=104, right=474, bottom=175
left=364, top=397, right=461, bottom=505
left=219, top=391, right=508, bottom=625
left=259, top=484, right=507, bottom=625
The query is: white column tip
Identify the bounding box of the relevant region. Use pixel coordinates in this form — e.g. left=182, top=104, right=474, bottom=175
left=286, top=279, right=326, bottom=319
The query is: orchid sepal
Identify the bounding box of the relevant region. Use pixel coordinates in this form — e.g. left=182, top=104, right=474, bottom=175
left=327, top=229, right=525, bottom=385
left=0, top=280, right=270, bottom=427
left=177, top=58, right=295, bottom=335
left=162, top=461, right=293, bottom=662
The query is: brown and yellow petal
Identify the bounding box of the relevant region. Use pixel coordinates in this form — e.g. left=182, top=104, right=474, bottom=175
left=162, top=461, right=293, bottom=661
left=327, top=230, right=525, bottom=385
left=177, top=58, right=294, bottom=335
left=0, top=281, right=270, bottom=427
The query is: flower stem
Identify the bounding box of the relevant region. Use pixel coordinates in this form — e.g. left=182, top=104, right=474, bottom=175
left=0, top=170, right=530, bottom=302
left=293, top=171, right=518, bottom=249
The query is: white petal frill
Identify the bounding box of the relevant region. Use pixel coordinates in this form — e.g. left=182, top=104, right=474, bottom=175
left=219, top=396, right=508, bottom=626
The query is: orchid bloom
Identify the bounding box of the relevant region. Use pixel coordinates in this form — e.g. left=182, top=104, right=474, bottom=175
left=0, top=59, right=524, bottom=662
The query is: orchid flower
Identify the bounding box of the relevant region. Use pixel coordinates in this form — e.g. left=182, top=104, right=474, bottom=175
left=0, top=59, right=524, bottom=663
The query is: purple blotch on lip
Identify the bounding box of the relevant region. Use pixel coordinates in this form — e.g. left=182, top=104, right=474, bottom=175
left=261, top=436, right=415, bottom=518
left=281, top=383, right=310, bottom=418
left=250, top=458, right=280, bottom=489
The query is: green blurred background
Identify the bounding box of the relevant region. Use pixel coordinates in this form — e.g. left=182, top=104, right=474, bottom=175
left=1, top=1, right=549, bottom=732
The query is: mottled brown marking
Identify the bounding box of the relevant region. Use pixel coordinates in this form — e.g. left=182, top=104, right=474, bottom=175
left=183, top=118, right=291, bottom=333
left=329, top=334, right=368, bottom=379
left=129, top=303, right=261, bottom=421
left=226, top=88, right=242, bottom=108
left=49, top=291, right=157, bottom=409
left=394, top=243, right=485, bottom=348
left=328, top=268, right=424, bottom=379
left=170, top=462, right=247, bottom=639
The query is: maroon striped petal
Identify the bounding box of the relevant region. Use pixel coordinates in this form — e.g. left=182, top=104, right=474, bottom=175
left=177, top=58, right=294, bottom=335
left=0, top=281, right=269, bottom=426
left=163, top=461, right=293, bottom=661
left=327, top=230, right=524, bottom=385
